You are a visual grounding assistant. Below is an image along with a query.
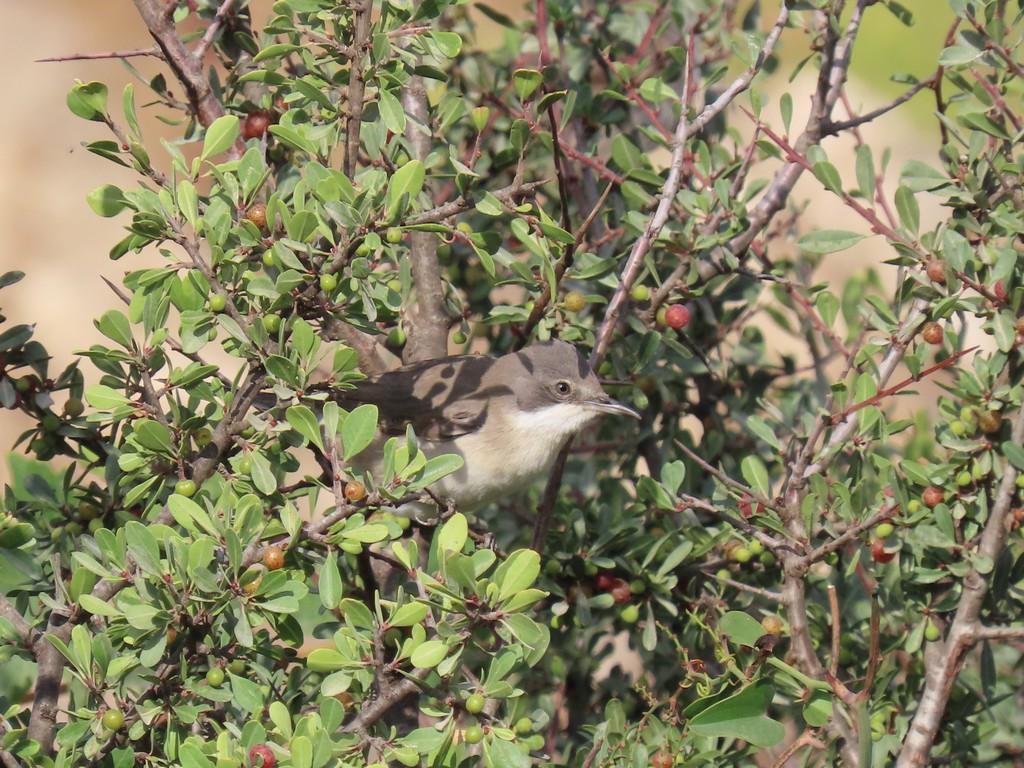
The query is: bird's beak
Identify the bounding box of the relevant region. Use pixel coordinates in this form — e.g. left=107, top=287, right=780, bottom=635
left=584, top=396, right=641, bottom=420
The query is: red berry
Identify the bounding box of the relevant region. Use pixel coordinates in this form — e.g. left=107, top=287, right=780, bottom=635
left=249, top=744, right=276, bottom=768
left=978, top=410, right=1002, bottom=434
left=651, top=752, right=673, bottom=768
left=344, top=481, right=366, bottom=502
left=594, top=572, right=617, bottom=591
left=870, top=539, right=895, bottom=564
left=610, top=579, right=632, bottom=604
left=246, top=204, right=268, bottom=229
left=922, top=486, right=944, bottom=508
left=241, top=111, right=272, bottom=140
left=921, top=321, right=943, bottom=345
left=263, top=545, right=284, bottom=570
left=993, top=280, right=1007, bottom=302
left=925, top=259, right=945, bottom=282
left=664, top=304, right=690, bottom=330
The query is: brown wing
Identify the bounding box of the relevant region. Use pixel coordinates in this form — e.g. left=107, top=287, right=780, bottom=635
left=332, top=354, right=497, bottom=440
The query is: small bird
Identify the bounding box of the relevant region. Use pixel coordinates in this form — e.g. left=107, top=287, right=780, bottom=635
left=329, top=339, right=639, bottom=512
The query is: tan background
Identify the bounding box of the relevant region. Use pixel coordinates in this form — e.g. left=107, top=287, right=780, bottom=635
left=0, top=2, right=952, bottom=479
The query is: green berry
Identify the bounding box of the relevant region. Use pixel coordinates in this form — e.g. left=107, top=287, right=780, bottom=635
left=79, top=503, right=104, bottom=525
left=174, top=479, right=197, bottom=498
left=386, top=227, right=403, bottom=244
left=319, top=273, right=338, bottom=292
left=42, top=413, right=61, bottom=432
left=875, top=522, right=895, bottom=539
left=732, top=547, right=753, bottom=564
left=564, top=291, right=586, bottom=312
left=1016, top=475, right=1024, bottom=489
left=194, top=427, right=214, bottom=448
left=237, top=456, right=253, bottom=475
left=949, top=419, right=967, bottom=437
left=101, top=709, right=125, bottom=731
left=228, top=660, right=246, bottom=676
left=960, top=406, right=978, bottom=426
left=452, top=330, right=468, bottom=345
left=924, top=620, right=941, bottom=642
left=907, top=499, right=922, bottom=513
left=262, top=251, right=276, bottom=267
left=747, top=540, right=764, bottom=556
left=206, top=667, right=225, bottom=687
left=465, top=693, right=486, bottom=714
left=956, top=471, right=972, bottom=487
left=629, top=578, right=646, bottom=595
left=88, top=518, right=103, bottom=533
left=619, top=604, right=640, bottom=624
left=387, top=327, right=407, bottom=348
left=209, top=293, right=227, bottom=313
left=64, top=398, right=85, bottom=418
left=464, top=724, right=484, bottom=744
left=630, top=284, right=650, bottom=302
left=263, top=314, right=282, bottom=333
left=759, top=551, right=776, bottom=567
left=514, top=717, right=532, bottom=735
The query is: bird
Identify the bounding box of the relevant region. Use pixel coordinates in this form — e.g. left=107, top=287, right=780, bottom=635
left=323, top=339, right=639, bottom=512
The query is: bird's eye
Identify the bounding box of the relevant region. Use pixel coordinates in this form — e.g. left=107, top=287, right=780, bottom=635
left=555, top=380, right=572, bottom=396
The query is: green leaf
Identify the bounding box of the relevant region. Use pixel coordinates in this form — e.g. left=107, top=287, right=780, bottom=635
left=475, top=192, right=505, bottom=216
left=719, top=611, right=765, bottom=647
left=495, top=549, right=541, bottom=602
left=132, top=419, right=175, bottom=455
left=437, top=513, right=468, bottom=553
left=688, top=681, right=785, bottom=747
left=413, top=454, right=464, bottom=487
left=512, top=69, right=543, bottom=102
left=200, top=115, right=239, bottom=161
left=1002, top=442, right=1024, bottom=472
left=803, top=690, right=833, bottom=727
left=341, top=404, right=378, bottom=462
left=67, top=80, right=109, bottom=122
left=378, top=89, right=407, bottom=134
left=177, top=180, right=200, bottom=230
left=389, top=602, right=429, bottom=627
left=95, top=310, right=133, bottom=348
left=87, top=185, right=130, bottom=217
left=318, top=553, right=342, bottom=610
left=384, top=160, right=425, bottom=221
left=177, top=741, right=214, bottom=768
left=812, top=161, right=843, bottom=194
left=249, top=450, right=278, bottom=496
left=286, top=405, right=324, bottom=452
left=740, top=456, right=771, bottom=499
left=410, top=639, right=447, bottom=669
left=797, top=230, right=866, bottom=254
left=86, top=384, right=130, bottom=410
left=900, top=160, right=950, bottom=192
left=78, top=594, right=121, bottom=617
left=894, top=185, right=919, bottom=234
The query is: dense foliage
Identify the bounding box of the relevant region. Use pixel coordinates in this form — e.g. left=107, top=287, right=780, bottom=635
left=1, top=0, right=1023, bottom=766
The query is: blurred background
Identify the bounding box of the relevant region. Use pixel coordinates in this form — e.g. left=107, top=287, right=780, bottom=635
left=0, top=0, right=952, bottom=481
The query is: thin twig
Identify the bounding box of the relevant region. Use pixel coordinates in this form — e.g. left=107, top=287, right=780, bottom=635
left=36, top=47, right=161, bottom=63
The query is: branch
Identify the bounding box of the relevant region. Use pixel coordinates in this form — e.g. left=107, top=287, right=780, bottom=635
left=343, top=0, right=373, bottom=177
left=131, top=0, right=240, bottom=148
left=898, top=403, right=1024, bottom=767
left=728, top=0, right=865, bottom=258
left=401, top=78, right=449, bottom=363
left=36, top=47, right=161, bottom=63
